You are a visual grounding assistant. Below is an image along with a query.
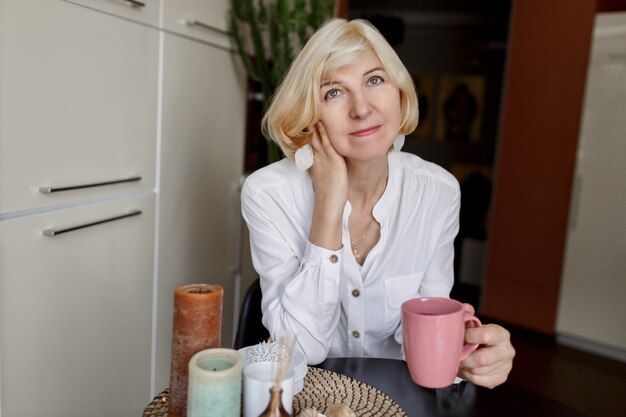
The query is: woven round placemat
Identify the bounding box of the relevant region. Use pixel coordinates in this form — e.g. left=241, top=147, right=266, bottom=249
left=143, top=389, right=168, bottom=417
left=293, top=367, right=407, bottom=417
left=143, top=367, right=407, bottom=417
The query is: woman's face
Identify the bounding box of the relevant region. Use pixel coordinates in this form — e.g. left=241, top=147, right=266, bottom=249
left=318, top=49, right=402, bottom=163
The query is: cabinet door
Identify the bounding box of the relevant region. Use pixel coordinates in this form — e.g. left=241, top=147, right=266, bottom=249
left=0, top=193, right=155, bottom=417
left=154, top=33, right=246, bottom=390
left=0, top=0, right=158, bottom=213
left=61, top=0, right=160, bottom=26
left=162, top=0, right=232, bottom=49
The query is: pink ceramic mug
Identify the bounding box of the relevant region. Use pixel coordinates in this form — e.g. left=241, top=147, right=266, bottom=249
left=401, top=297, right=481, bottom=388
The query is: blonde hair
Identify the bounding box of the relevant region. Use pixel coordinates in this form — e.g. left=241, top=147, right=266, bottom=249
left=262, top=18, right=419, bottom=159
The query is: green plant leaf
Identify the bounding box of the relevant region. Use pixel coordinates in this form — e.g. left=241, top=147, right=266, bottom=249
left=230, top=0, right=336, bottom=165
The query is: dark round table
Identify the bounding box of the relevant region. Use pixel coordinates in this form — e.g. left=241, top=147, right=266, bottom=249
left=319, top=358, right=590, bottom=417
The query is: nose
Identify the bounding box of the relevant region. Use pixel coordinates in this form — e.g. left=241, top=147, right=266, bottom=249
left=349, top=90, right=372, bottom=119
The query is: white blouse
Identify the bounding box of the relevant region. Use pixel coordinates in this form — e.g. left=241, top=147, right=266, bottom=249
left=241, top=151, right=460, bottom=365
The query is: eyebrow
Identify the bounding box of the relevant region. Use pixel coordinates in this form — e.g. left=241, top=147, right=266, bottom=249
left=320, top=67, right=386, bottom=88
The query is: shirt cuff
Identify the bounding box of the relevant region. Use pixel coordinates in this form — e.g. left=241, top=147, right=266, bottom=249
left=304, top=241, right=343, bottom=270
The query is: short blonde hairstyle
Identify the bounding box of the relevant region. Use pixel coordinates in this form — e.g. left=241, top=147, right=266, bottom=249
left=262, top=18, right=419, bottom=159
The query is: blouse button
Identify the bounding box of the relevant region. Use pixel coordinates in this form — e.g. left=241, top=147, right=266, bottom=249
left=352, top=330, right=360, bottom=339
left=351, top=289, right=360, bottom=297
left=329, top=254, right=339, bottom=264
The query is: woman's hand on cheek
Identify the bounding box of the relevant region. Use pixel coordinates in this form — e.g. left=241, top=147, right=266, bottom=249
left=310, top=121, right=348, bottom=209
left=307, top=121, right=348, bottom=250
left=457, top=307, right=515, bottom=389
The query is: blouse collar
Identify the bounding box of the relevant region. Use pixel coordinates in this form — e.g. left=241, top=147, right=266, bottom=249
left=372, top=151, right=400, bottom=223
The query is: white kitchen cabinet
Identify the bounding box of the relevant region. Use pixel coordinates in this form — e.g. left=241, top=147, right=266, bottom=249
left=162, top=0, right=232, bottom=49
left=153, top=27, right=247, bottom=391
left=0, top=193, right=155, bottom=417
left=0, top=0, right=158, bottom=214
left=557, top=12, right=626, bottom=360
left=61, top=0, right=160, bottom=26
left=0, top=1, right=159, bottom=416
left=0, top=0, right=249, bottom=413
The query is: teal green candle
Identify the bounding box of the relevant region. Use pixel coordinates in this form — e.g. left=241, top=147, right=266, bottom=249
left=187, top=348, right=243, bottom=417
left=198, top=358, right=233, bottom=372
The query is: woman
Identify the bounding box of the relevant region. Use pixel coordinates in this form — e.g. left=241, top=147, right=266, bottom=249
left=241, top=18, right=514, bottom=388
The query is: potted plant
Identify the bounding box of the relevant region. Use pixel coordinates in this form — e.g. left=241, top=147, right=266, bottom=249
left=230, top=0, right=335, bottom=164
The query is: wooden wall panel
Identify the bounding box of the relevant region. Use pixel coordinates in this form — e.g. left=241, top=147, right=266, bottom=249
left=481, top=0, right=597, bottom=333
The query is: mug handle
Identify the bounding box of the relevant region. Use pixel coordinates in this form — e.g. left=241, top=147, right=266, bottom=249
left=459, top=313, right=482, bottom=360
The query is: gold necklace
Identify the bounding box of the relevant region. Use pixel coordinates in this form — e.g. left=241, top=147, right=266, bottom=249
left=349, top=172, right=388, bottom=261
left=350, top=219, right=375, bottom=260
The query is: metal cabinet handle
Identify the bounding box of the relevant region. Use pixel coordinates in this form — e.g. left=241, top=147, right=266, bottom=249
left=43, top=209, right=142, bottom=236
left=122, top=0, right=145, bottom=7
left=186, top=20, right=231, bottom=37
left=39, top=176, right=141, bottom=194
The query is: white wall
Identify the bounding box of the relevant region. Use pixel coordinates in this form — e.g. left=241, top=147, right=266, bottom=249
left=556, top=12, right=626, bottom=362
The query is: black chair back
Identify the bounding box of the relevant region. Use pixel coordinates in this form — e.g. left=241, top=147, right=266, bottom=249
left=234, top=278, right=270, bottom=349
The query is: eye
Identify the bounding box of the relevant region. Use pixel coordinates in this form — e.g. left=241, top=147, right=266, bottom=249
left=368, top=76, right=384, bottom=86
left=324, top=88, right=342, bottom=100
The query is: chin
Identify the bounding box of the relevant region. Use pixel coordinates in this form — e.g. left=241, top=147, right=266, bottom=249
left=347, top=149, right=390, bottom=164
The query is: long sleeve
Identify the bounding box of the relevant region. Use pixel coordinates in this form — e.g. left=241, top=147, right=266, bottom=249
left=241, top=171, right=344, bottom=364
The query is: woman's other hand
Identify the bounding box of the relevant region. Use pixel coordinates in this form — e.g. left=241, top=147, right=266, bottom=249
left=457, top=303, right=516, bottom=388
left=308, top=121, right=348, bottom=250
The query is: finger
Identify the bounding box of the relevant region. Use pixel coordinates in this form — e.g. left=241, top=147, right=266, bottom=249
left=457, top=366, right=509, bottom=389
left=460, top=342, right=515, bottom=376
left=460, top=344, right=508, bottom=369
left=459, top=359, right=513, bottom=385
left=316, top=121, right=328, bottom=143
left=465, top=323, right=510, bottom=346
left=462, top=303, right=475, bottom=315
left=316, top=121, right=336, bottom=155
left=459, top=362, right=502, bottom=377
left=309, top=124, right=323, bottom=153
left=459, top=356, right=512, bottom=378
left=458, top=348, right=513, bottom=388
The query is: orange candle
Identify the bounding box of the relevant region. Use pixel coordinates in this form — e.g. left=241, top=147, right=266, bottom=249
left=169, top=284, right=223, bottom=417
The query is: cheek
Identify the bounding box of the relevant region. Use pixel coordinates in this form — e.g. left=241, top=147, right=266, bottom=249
left=319, top=108, right=344, bottom=136
left=319, top=112, right=349, bottom=152
left=387, top=97, right=403, bottom=129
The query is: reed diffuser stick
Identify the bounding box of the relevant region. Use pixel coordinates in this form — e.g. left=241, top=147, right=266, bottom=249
left=273, top=337, right=285, bottom=390
left=259, top=336, right=297, bottom=417
left=272, top=336, right=297, bottom=390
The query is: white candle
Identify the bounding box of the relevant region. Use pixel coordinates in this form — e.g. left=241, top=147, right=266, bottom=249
left=187, top=348, right=243, bottom=417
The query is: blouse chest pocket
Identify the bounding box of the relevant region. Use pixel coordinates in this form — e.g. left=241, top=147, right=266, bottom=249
left=382, top=273, right=424, bottom=330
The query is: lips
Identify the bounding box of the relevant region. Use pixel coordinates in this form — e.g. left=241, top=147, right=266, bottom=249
left=350, top=125, right=381, bottom=137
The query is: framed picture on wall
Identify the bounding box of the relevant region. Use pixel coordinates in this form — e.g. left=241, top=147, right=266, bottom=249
left=435, top=74, right=486, bottom=143
left=412, top=73, right=435, bottom=139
